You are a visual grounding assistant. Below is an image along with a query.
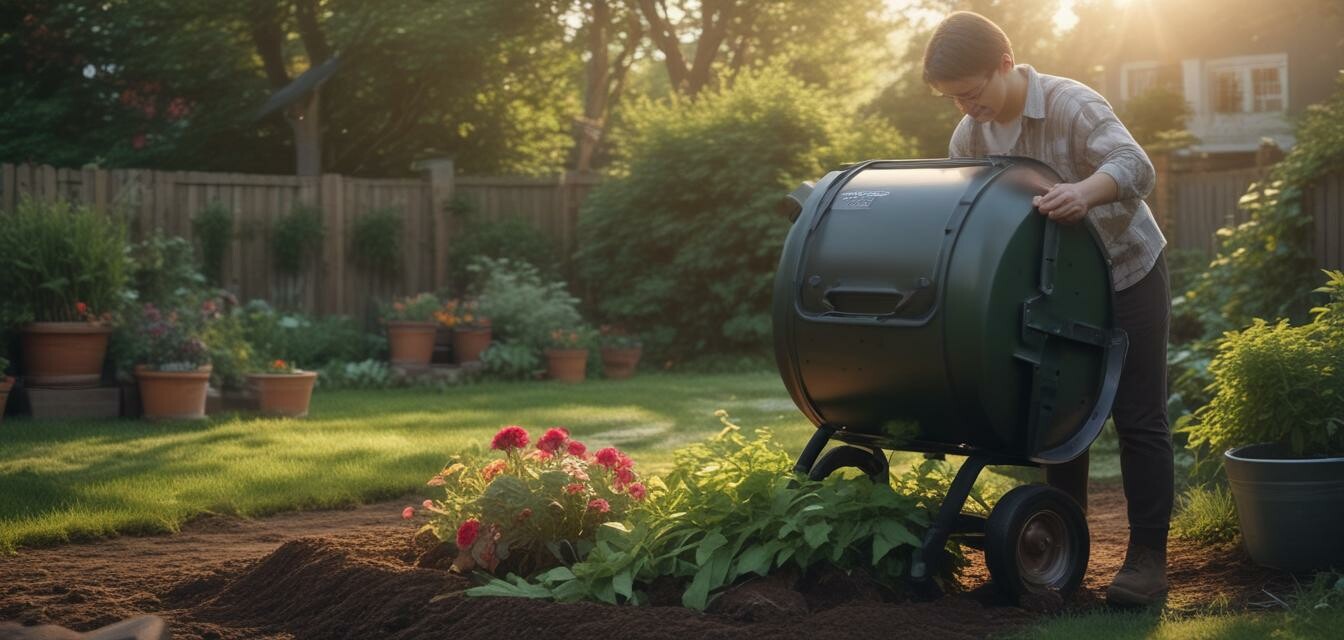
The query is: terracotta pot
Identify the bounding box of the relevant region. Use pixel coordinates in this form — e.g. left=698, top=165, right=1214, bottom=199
left=387, top=321, right=438, bottom=366
left=0, top=376, right=14, bottom=423
left=247, top=371, right=318, bottom=418
left=21, top=322, right=113, bottom=389
left=452, top=327, right=493, bottom=363
left=601, top=347, right=642, bottom=380
left=545, top=348, right=589, bottom=383
left=135, top=365, right=212, bottom=421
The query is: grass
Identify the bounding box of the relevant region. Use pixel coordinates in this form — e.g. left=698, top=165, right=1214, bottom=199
left=1011, top=607, right=1343, bottom=640
left=1171, top=483, right=1240, bottom=545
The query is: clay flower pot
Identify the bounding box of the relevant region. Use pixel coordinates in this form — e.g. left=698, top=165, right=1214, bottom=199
left=387, top=321, right=438, bottom=366
left=452, top=327, right=493, bottom=364
left=545, top=348, right=589, bottom=383
left=21, top=322, right=113, bottom=388
left=247, top=371, right=319, bottom=418
left=601, top=347, right=642, bottom=380
left=135, top=365, right=212, bottom=421
left=0, top=376, right=14, bottom=423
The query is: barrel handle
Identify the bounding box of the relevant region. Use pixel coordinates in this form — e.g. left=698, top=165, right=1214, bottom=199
left=822, top=286, right=912, bottom=317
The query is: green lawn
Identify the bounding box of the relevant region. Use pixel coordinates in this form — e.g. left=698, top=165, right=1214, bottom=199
left=0, top=371, right=839, bottom=552
left=1011, top=606, right=1342, bottom=640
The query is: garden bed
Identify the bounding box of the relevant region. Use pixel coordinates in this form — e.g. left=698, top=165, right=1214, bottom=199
left=0, top=483, right=1286, bottom=640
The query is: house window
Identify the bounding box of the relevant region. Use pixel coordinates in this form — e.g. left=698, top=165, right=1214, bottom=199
left=1206, top=54, right=1288, bottom=114
left=1127, top=67, right=1158, bottom=99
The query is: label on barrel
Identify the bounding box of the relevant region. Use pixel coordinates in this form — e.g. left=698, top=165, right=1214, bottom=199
left=833, top=190, right=890, bottom=210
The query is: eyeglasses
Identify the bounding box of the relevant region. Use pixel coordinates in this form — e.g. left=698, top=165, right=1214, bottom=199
left=933, top=71, right=996, bottom=104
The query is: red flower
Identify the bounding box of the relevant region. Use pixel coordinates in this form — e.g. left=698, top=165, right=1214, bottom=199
left=75, top=301, right=88, bottom=316
left=615, top=466, right=636, bottom=487
left=423, top=499, right=435, bottom=509
left=628, top=482, right=647, bottom=501
left=566, top=440, right=587, bottom=457
left=401, top=506, right=415, bottom=520
left=565, top=482, right=586, bottom=495
left=457, top=518, right=481, bottom=548
left=594, top=447, right=624, bottom=469
left=491, top=426, right=530, bottom=451
left=587, top=498, right=610, bottom=514
left=537, top=427, right=570, bottom=453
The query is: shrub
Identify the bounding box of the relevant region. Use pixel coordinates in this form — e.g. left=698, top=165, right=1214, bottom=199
left=317, top=359, right=393, bottom=390
left=202, top=304, right=255, bottom=389
left=416, top=426, right=643, bottom=576
left=1182, top=270, right=1344, bottom=463
left=192, top=201, right=233, bottom=286
left=1182, top=76, right=1344, bottom=340
left=120, top=302, right=212, bottom=371
left=272, top=205, right=325, bottom=274
left=479, top=342, right=541, bottom=380
left=448, top=215, right=559, bottom=293
left=0, top=198, right=129, bottom=325
left=1171, top=484, right=1239, bottom=545
left=128, top=231, right=208, bottom=308
left=576, top=70, right=913, bottom=358
left=381, top=292, right=441, bottom=323
left=471, top=257, right=581, bottom=348
left=349, top=207, right=403, bottom=279
left=237, top=300, right=379, bottom=368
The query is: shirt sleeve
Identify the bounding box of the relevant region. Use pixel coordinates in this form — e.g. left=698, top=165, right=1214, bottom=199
left=948, top=117, right=975, bottom=158
left=1073, top=101, right=1155, bottom=201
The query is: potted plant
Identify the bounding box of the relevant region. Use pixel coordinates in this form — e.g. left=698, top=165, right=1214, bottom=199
left=383, top=293, right=441, bottom=367
left=247, top=358, right=318, bottom=418
left=0, top=199, right=128, bottom=389
left=544, top=327, right=593, bottom=383
left=0, top=353, right=13, bottom=422
left=598, top=325, right=642, bottom=380
left=128, top=303, right=213, bottom=420
left=438, top=298, right=492, bottom=364
left=1184, top=270, right=1344, bottom=572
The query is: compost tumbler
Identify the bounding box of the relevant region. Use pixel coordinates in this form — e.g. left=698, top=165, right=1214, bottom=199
left=773, top=156, right=1128, bottom=598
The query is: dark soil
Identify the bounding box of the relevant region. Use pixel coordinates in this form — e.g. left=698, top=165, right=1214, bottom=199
left=0, top=484, right=1288, bottom=640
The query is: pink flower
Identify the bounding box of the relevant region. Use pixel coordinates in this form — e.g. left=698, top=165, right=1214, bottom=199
left=566, top=440, right=587, bottom=457
left=565, top=482, right=586, bottom=495
left=628, top=482, right=647, bottom=501
left=481, top=459, right=507, bottom=482
left=491, top=426, right=530, bottom=451
left=562, top=459, right=590, bottom=482
left=401, top=506, right=415, bottom=520
left=75, top=301, right=89, bottom=316
left=426, top=475, right=446, bottom=487
left=423, top=499, right=434, bottom=509
left=587, top=498, right=610, bottom=514
left=615, top=466, right=636, bottom=486
left=526, top=449, right=554, bottom=462
left=537, top=427, right=570, bottom=453
left=457, top=518, right=481, bottom=548
left=594, top=447, right=624, bottom=469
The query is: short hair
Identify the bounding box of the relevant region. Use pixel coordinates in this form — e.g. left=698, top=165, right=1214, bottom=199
left=921, top=11, right=1013, bottom=85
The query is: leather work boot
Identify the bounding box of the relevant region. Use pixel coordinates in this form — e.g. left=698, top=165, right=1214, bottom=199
left=1106, top=543, right=1169, bottom=607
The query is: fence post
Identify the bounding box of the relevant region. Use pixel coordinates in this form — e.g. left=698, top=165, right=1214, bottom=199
left=1149, top=151, right=1177, bottom=245
left=320, top=174, right=346, bottom=315
left=422, top=156, right=456, bottom=290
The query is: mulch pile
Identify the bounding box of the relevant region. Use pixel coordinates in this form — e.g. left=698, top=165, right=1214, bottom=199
left=0, top=484, right=1289, bottom=640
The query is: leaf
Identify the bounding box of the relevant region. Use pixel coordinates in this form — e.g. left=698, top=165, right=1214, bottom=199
left=613, top=569, right=634, bottom=599
left=536, top=566, right=576, bottom=583
left=465, top=576, right=553, bottom=599
left=733, top=544, right=773, bottom=579
left=878, top=519, right=922, bottom=548
left=695, top=531, right=728, bottom=566
left=803, top=522, right=832, bottom=548
left=682, top=564, right=714, bottom=610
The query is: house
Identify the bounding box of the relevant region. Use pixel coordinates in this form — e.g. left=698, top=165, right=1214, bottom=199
left=1095, top=0, right=1344, bottom=168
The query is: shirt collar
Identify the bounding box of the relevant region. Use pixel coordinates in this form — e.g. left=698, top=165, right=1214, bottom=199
left=1019, top=64, right=1046, bottom=120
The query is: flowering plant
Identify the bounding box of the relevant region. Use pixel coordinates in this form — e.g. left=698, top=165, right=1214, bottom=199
left=435, top=298, right=491, bottom=330
left=546, top=326, right=595, bottom=350
left=124, top=302, right=210, bottom=371
left=262, top=358, right=296, bottom=374
left=598, top=325, right=642, bottom=350
left=408, top=425, right=646, bottom=575
left=381, top=292, right=441, bottom=323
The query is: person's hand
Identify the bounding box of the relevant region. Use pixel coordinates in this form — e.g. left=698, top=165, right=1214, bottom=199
left=1032, top=182, right=1089, bottom=224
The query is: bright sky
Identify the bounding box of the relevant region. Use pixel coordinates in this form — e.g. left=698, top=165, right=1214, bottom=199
left=884, top=0, right=1086, bottom=33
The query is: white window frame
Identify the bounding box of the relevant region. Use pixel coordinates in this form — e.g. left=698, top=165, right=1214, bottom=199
left=1204, top=53, right=1289, bottom=115
left=1120, top=60, right=1162, bottom=102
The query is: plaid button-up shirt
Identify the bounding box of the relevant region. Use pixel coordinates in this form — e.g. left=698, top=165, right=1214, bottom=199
left=949, top=64, right=1167, bottom=291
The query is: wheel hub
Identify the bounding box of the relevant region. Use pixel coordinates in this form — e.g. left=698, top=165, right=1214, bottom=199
left=1015, top=510, right=1071, bottom=588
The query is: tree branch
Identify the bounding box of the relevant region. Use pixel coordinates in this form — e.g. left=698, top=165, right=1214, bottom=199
left=638, top=0, right=688, bottom=92
left=248, top=2, right=291, bottom=89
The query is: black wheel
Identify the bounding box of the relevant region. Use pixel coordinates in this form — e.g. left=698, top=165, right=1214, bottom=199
left=807, top=445, right=889, bottom=483
left=984, top=484, right=1088, bottom=599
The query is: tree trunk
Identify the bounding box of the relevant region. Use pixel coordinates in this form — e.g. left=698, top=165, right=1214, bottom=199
left=290, top=92, right=321, bottom=177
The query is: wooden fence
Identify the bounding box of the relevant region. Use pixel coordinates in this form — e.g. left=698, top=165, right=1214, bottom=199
left=1161, top=168, right=1344, bottom=271
left=0, top=163, right=601, bottom=317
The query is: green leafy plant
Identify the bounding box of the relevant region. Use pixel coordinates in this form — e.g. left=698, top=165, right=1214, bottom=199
left=382, top=292, right=441, bottom=322
left=576, top=70, right=913, bottom=358
left=1171, top=484, right=1240, bottom=545
left=436, top=298, right=491, bottom=330
left=237, top=300, right=379, bottom=368
left=349, top=207, right=403, bottom=279
left=479, top=342, right=542, bottom=380
left=471, top=257, right=582, bottom=350
left=271, top=205, right=325, bottom=274
left=1183, top=76, right=1344, bottom=340
left=598, top=325, right=642, bottom=350
left=1182, top=270, right=1344, bottom=463
left=545, top=327, right=595, bottom=350
left=120, top=302, right=211, bottom=371
left=465, top=411, right=947, bottom=610
left=128, top=231, right=208, bottom=308
left=448, top=215, right=559, bottom=293
left=0, top=198, right=129, bottom=325
left=317, top=358, right=392, bottom=390
left=415, top=426, right=643, bottom=576
left=191, top=201, right=233, bottom=286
